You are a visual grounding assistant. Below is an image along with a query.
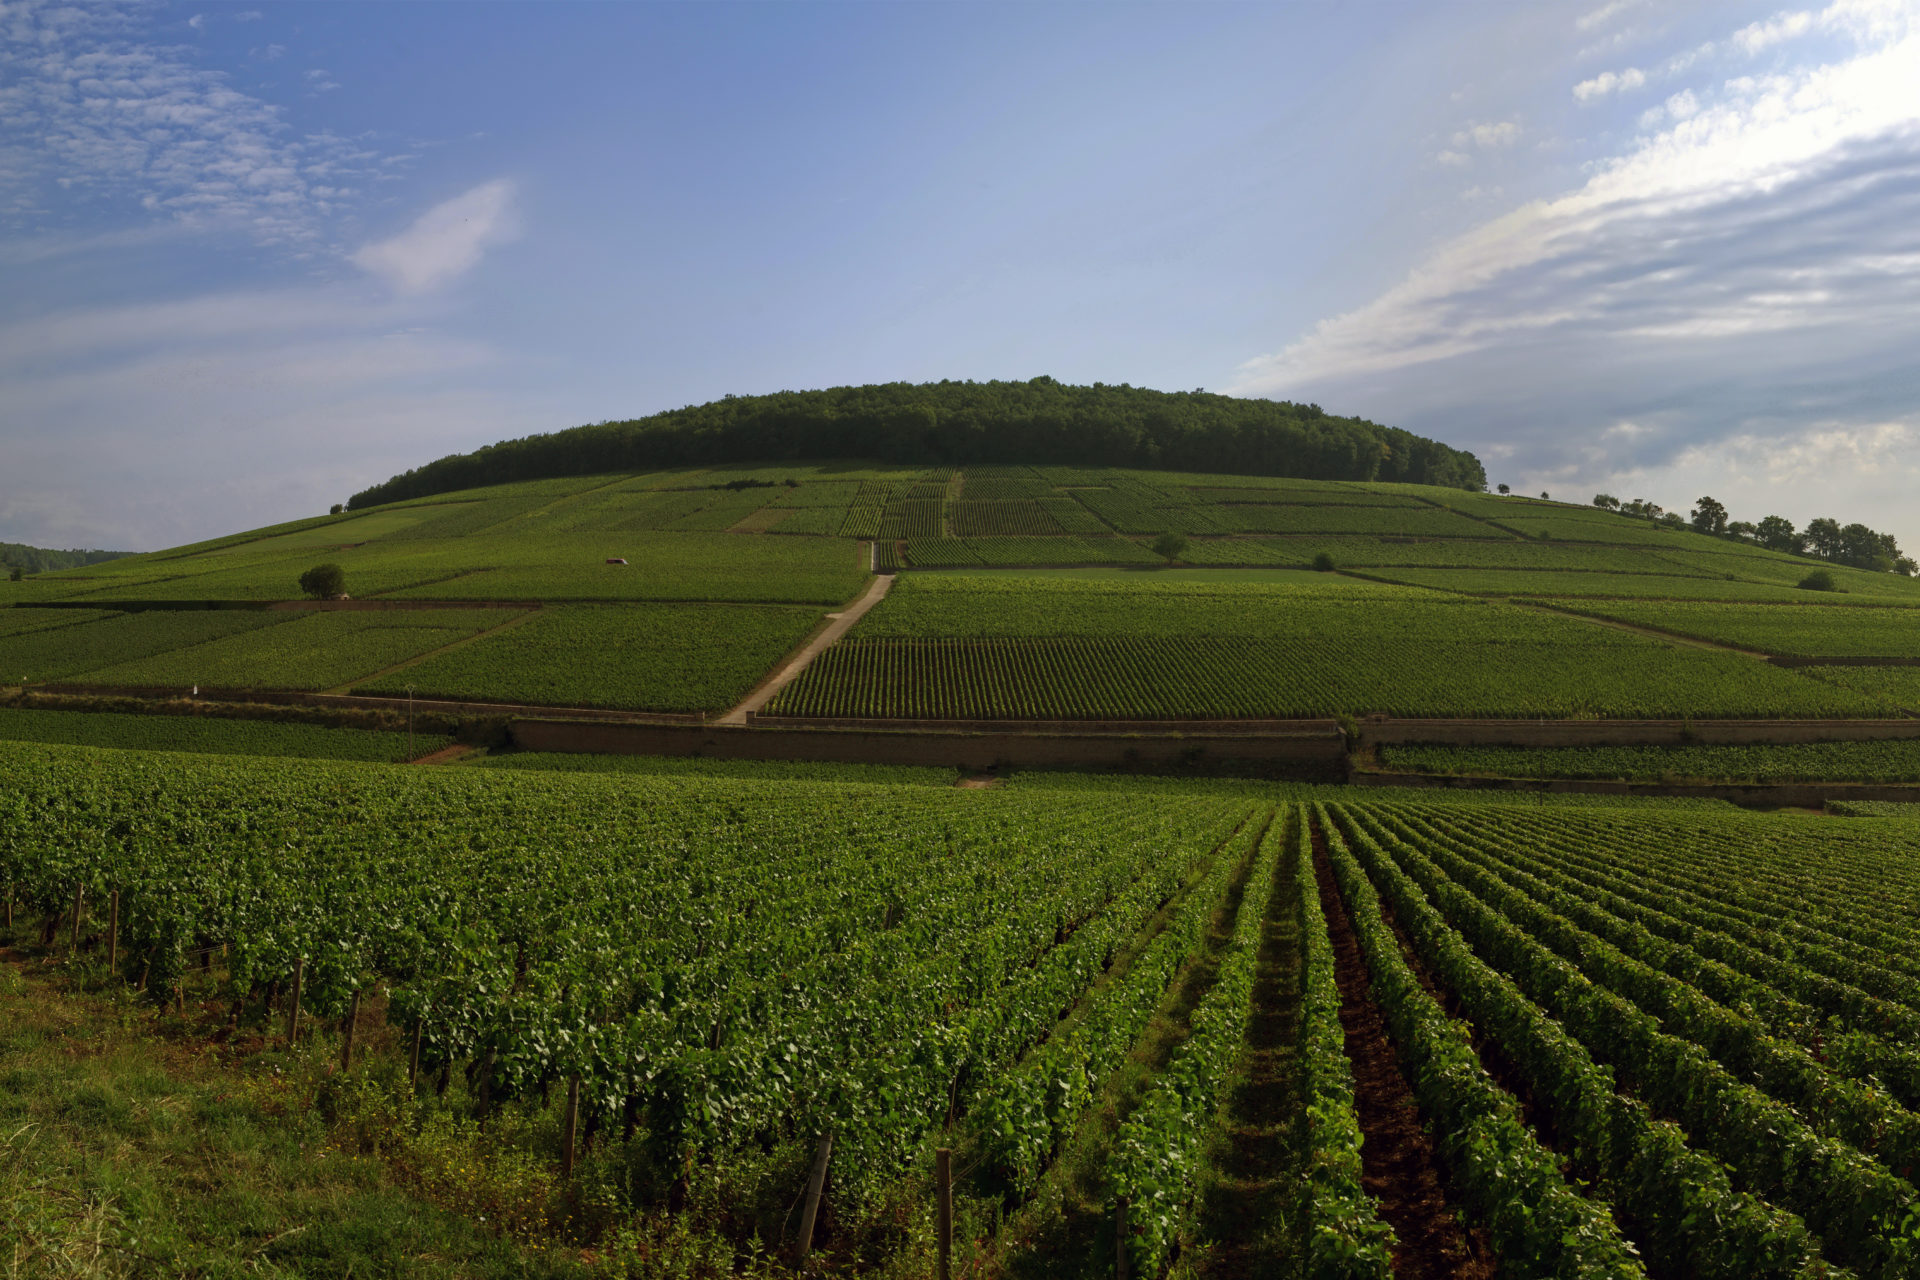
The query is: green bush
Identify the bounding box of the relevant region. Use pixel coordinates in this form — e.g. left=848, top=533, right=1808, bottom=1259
left=298, top=563, right=346, bottom=599
left=1798, top=569, right=1839, bottom=592
left=1312, top=551, right=1336, bottom=572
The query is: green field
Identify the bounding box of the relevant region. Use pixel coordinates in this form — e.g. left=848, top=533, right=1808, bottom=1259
left=772, top=571, right=1884, bottom=718
left=11, top=739, right=1920, bottom=1275
left=1379, top=738, right=1920, bottom=782
left=4, top=464, right=1915, bottom=719
left=355, top=603, right=821, bottom=711
left=0, top=706, right=448, bottom=761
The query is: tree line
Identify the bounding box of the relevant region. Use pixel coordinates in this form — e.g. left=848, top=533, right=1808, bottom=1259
left=1590, top=494, right=1914, bottom=575
left=347, top=377, right=1486, bottom=509
left=1, top=541, right=128, bottom=581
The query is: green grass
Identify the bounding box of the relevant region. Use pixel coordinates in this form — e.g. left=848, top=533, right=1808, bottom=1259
left=1378, top=739, right=1920, bottom=783
left=0, top=706, right=450, bottom=761
left=75, top=608, right=524, bottom=692
left=356, top=603, right=822, bottom=711
left=0, top=962, right=574, bottom=1278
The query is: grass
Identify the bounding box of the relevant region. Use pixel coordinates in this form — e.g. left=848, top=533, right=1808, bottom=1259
left=0, top=953, right=574, bottom=1278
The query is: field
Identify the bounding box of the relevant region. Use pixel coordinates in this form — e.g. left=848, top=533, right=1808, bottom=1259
left=0, top=706, right=448, bottom=761
left=353, top=603, right=821, bottom=712
left=771, top=572, right=1888, bottom=719
left=1379, top=738, right=1920, bottom=783
left=11, top=739, right=1920, bottom=1276
left=5, top=466, right=1919, bottom=719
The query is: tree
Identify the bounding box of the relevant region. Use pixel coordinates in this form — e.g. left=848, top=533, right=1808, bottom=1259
left=1804, top=517, right=1843, bottom=559
left=1727, top=521, right=1757, bottom=541
left=1898, top=556, right=1918, bottom=577
left=1151, top=531, right=1189, bottom=563
left=299, top=563, right=346, bottom=599
left=1497, top=483, right=1511, bottom=495
left=6, top=565, right=20, bottom=583
left=330, top=503, right=344, bottom=515
left=1591, top=494, right=1620, bottom=511
left=1755, top=515, right=1799, bottom=553
left=1539, top=491, right=1550, bottom=500
left=1312, top=551, right=1336, bottom=572
left=1837, top=523, right=1896, bottom=572
left=1690, top=496, right=1728, bottom=536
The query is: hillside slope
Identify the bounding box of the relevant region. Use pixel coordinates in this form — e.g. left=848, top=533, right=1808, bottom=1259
left=2, top=463, right=1917, bottom=719
left=346, top=378, right=1487, bottom=507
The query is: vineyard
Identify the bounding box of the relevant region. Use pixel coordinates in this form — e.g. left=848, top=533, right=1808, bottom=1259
left=10, top=740, right=1920, bottom=1276
left=771, top=574, right=1891, bottom=719
left=1378, top=739, right=1920, bottom=783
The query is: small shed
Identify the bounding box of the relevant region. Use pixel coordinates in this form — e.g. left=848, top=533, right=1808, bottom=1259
left=606, top=558, right=628, bottom=565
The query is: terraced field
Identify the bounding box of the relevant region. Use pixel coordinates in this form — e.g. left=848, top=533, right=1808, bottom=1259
left=5, top=464, right=1916, bottom=718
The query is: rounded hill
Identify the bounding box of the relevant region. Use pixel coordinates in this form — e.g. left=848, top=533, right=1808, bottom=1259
left=347, top=377, right=1487, bottom=508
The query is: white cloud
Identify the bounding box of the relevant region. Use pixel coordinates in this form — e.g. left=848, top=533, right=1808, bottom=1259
left=350, top=179, right=519, bottom=295
left=1734, top=9, right=1817, bottom=53
left=1574, top=66, right=1648, bottom=100
left=1435, top=149, right=1471, bottom=167
left=186, top=13, right=204, bottom=32
left=1231, top=0, right=1920, bottom=548
left=304, top=68, right=341, bottom=93
left=0, top=0, right=403, bottom=245
left=1455, top=121, right=1521, bottom=148
left=1577, top=0, right=1643, bottom=33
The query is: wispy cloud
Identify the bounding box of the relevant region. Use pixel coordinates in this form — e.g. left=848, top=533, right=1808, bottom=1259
left=0, top=0, right=395, bottom=244
left=350, top=179, right=520, bottom=295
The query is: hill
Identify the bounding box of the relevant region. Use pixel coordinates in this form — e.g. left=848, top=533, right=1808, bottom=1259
left=5, top=462, right=1920, bottom=720
left=345, top=378, right=1488, bottom=507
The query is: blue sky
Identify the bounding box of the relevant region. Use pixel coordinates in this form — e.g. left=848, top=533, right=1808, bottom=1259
left=4, top=0, right=1919, bottom=551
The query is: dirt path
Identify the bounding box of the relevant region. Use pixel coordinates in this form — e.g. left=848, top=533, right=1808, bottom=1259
left=1311, top=819, right=1495, bottom=1280
left=714, top=572, right=895, bottom=725
left=411, top=743, right=475, bottom=765
left=1186, top=813, right=1304, bottom=1279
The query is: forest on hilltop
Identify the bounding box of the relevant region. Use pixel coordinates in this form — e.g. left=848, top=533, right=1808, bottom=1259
left=348, top=378, right=1487, bottom=508
left=0, top=541, right=128, bottom=576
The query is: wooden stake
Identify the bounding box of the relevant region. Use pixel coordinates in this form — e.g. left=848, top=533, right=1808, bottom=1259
left=1115, top=1196, right=1129, bottom=1280
left=107, top=891, right=118, bottom=977
left=936, top=1147, right=953, bottom=1280
left=286, top=956, right=304, bottom=1045
left=408, top=1021, right=423, bottom=1091
left=561, top=1075, right=581, bottom=1178
left=794, top=1131, right=832, bottom=1264
left=340, top=989, right=361, bottom=1070
left=68, top=882, right=84, bottom=950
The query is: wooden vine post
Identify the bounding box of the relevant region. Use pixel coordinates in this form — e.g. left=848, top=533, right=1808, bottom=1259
left=339, top=989, right=361, bottom=1070
left=561, top=1075, right=581, bottom=1178
left=935, top=1147, right=953, bottom=1280
left=68, top=882, right=84, bottom=951
left=286, top=956, right=305, bottom=1045
left=107, top=890, right=119, bottom=977
left=794, top=1131, right=833, bottom=1265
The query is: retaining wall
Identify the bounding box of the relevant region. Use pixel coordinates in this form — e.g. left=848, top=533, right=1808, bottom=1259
left=510, top=718, right=1349, bottom=774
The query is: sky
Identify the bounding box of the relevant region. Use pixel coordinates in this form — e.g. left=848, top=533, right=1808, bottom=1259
left=4, top=0, right=1919, bottom=552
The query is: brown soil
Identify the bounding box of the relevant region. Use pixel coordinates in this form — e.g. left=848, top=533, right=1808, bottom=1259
left=412, top=743, right=475, bottom=766
left=1187, top=819, right=1304, bottom=1278
left=1311, top=819, right=1497, bottom=1280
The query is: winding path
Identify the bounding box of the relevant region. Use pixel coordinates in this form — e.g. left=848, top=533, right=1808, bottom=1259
left=714, top=571, right=895, bottom=725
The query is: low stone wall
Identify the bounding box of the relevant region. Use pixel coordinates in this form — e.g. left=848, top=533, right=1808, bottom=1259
left=1353, top=769, right=1920, bottom=808
left=510, top=719, right=1349, bottom=774
left=745, top=712, right=1338, bottom=735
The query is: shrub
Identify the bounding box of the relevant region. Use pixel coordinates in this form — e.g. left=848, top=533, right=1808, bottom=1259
left=1151, top=531, right=1189, bottom=563
left=1312, top=551, right=1336, bottom=572
left=299, top=563, right=347, bottom=599
left=1797, top=569, right=1839, bottom=592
